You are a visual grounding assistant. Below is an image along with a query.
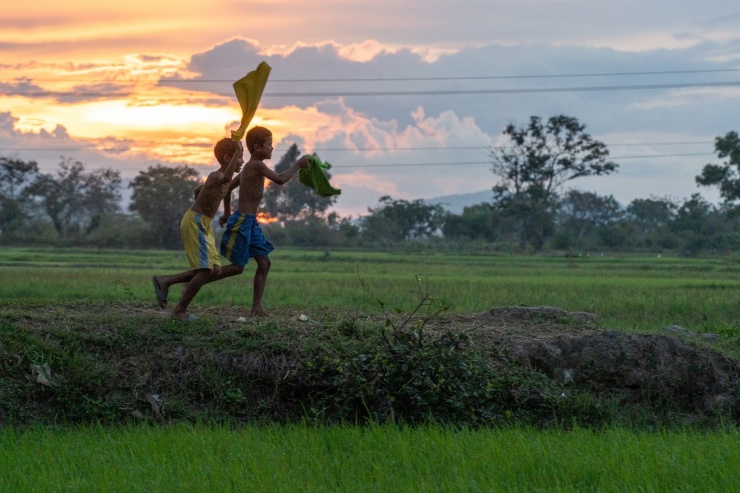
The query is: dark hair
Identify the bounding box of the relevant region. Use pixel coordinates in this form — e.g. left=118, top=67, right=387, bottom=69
left=246, top=126, right=272, bottom=154
left=214, top=138, right=239, bottom=166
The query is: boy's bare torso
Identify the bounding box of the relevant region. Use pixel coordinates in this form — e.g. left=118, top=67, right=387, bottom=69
left=191, top=170, right=231, bottom=219
left=236, top=159, right=267, bottom=215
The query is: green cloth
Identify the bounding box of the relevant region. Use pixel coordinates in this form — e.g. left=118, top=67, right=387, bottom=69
left=299, top=155, right=342, bottom=197
left=231, top=61, right=271, bottom=142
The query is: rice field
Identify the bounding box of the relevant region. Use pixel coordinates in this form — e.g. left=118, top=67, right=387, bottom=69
left=2, top=423, right=740, bottom=493
left=1, top=247, right=739, bottom=491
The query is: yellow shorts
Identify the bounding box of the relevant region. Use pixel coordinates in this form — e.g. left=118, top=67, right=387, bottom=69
left=180, top=210, right=220, bottom=270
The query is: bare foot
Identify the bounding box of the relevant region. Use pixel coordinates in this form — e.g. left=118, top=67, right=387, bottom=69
left=172, top=312, right=199, bottom=322
left=250, top=308, right=270, bottom=318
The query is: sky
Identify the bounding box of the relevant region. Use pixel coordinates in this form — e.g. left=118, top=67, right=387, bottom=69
left=2, top=0, right=740, bottom=217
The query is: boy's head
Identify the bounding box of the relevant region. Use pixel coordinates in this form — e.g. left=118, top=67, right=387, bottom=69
left=246, top=126, right=272, bottom=154
left=214, top=138, right=239, bottom=166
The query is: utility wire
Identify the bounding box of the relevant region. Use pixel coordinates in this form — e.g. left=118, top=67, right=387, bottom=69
left=329, top=153, right=714, bottom=168
left=8, top=67, right=740, bottom=83
left=5, top=79, right=740, bottom=98
left=0, top=142, right=713, bottom=153
left=1, top=150, right=714, bottom=168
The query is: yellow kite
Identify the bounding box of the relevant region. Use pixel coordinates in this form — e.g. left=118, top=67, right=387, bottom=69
left=231, top=61, right=271, bottom=142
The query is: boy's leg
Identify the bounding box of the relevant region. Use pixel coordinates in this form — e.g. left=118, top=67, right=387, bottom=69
left=156, top=270, right=199, bottom=291
left=250, top=255, right=271, bottom=317
left=153, top=270, right=199, bottom=308
left=204, top=264, right=245, bottom=284
left=173, top=268, right=212, bottom=318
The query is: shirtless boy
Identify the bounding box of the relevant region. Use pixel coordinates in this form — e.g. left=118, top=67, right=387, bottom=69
left=152, top=138, right=243, bottom=320
left=218, top=126, right=309, bottom=316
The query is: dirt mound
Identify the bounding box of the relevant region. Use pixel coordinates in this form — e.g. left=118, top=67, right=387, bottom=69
left=463, top=307, right=740, bottom=416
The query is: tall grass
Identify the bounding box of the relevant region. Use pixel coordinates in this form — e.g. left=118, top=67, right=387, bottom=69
left=2, top=424, right=739, bottom=492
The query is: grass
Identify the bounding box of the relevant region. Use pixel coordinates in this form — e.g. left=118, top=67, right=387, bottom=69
left=3, top=423, right=740, bottom=492
left=2, top=247, right=740, bottom=490
left=0, top=246, right=736, bottom=333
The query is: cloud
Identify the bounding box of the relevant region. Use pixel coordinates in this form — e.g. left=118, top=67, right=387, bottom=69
left=4, top=27, right=739, bottom=216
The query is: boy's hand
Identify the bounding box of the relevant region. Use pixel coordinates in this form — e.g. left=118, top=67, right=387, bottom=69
left=219, top=211, right=230, bottom=227
left=297, top=155, right=310, bottom=168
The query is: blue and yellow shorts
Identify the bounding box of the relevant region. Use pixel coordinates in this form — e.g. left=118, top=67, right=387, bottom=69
left=180, top=210, right=220, bottom=270
left=220, top=212, right=274, bottom=266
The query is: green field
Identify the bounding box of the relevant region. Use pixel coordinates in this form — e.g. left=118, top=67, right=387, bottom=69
left=3, top=424, right=740, bottom=493
left=1, top=247, right=738, bottom=333
left=1, top=247, right=739, bottom=491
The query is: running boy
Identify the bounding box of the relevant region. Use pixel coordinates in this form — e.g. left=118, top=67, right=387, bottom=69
left=219, top=126, right=309, bottom=316
left=152, top=138, right=243, bottom=320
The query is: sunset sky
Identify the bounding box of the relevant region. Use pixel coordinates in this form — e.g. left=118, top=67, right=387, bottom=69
left=2, top=0, right=740, bottom=216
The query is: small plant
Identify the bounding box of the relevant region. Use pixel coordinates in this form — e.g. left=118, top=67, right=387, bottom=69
left=301, top=276, right=559, bottom=425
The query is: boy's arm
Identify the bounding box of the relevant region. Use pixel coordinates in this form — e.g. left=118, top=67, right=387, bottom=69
left=219, top=174, right=241, bottom=227
left=258, top=155, right=310, bottom=185
left=221, top=141, right=243, bottom=184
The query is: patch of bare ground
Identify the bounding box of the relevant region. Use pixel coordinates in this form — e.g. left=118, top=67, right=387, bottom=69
left=438, top=306, right=740, bottom=417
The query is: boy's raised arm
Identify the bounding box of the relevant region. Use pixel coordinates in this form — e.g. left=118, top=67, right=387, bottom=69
left=222, top=141, right=243, bottom=184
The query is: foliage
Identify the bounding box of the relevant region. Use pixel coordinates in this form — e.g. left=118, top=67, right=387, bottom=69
left=261, top=143, right=338, bottom=222
left=696, top=131, right=740, bottom=208
left=128, top=164, right=200, bottom=249
left=362, top=195, right=448, bottom=244
left=0, top=156, right=39, bottom=234
left=301, top=277, right=560, bottom=425
left=25, top=158, right=121, bottom=238
left=559, top=190, right=622, bottom=237
left=442, top=202, right=500, bottom=242
left=490, top=115, right=618, bottom=250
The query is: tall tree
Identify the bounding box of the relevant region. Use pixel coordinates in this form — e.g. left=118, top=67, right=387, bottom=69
left=129, top=164, right=200, bottom=249
left=261, top=144, right=338, bottom=223
left=490, top=115, right=618, bottom=249
left=696, top=131, right=740, bottom=211
left=26, top=158, right=121, bottom=237
left=0, top=156, right=39, bottom=234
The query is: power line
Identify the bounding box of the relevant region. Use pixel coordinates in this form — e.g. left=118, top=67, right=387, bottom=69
left=3, top=80, right=740, bottom=99
left=8, top=67, right=740, bottom=84
left=330, top=152, right=714, bottom=168
left=0, top=142, right=714, bottom=153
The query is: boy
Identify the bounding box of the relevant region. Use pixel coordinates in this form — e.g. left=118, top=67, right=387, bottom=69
left=152, top=138, right=243, bottom=320
left=218, top=126, right=309, bottom=316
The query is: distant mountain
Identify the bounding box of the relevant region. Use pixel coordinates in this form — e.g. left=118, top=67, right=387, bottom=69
left=424, top=189, right=492, bottom=214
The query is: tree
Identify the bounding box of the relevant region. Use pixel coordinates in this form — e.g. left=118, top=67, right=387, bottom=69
left=490, top=115, right=618, bottom=250
left=362, top=196, right=448, bottom=243
left=557, top=190, right=623, bottom=246
left=129, top=164, right=199, bottom=249
left=26, top=158, right=121, bottom=238
left=442, top=202, right=499, bottom=242
left=696, top=131, right=740, bottom=210
left=624, top=196, right=677, bottom=248
left=0, top=156, right=39, bottom=234
left=261, top=143, right=338, bottom=223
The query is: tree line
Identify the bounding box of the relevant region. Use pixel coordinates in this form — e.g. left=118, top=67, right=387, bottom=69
left=1, top=115, right=737, bottom=256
